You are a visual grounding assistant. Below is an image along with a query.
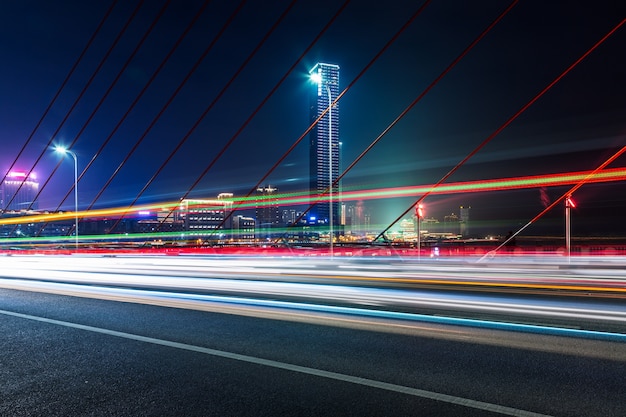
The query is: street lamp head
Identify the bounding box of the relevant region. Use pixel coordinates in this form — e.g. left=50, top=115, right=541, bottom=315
left=54, top=145, right=76, bottom=160
left=416, top=203, right=424, bottom=219
left=310, top=72, right=322, bottom=84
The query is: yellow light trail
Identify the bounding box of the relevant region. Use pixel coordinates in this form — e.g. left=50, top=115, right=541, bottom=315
left=1, top=166, right=624, bottom=226
left=250, top=271, right=626, bottom=297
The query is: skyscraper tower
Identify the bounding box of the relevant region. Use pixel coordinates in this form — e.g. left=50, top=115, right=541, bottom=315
left=308, top=62, right=340, bottom=227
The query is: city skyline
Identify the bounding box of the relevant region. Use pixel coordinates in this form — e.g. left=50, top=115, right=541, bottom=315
left=0, top=1, right=624, bottom=237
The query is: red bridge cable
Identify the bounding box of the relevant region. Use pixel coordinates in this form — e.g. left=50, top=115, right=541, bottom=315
left=279, top=0, right=517, bottom=240
left=484, top=145, right=626, bottom=259
left=49, top=0, right=210, bottom=217
left=85, top=0, right=247, bottom=220
left=107, top=0, right=298, bottom=233
left=34, top=0, right=210, bottom=237
left=154, top=0, right=353, bottom=230
left=374, top=16, right=626, bottom=243
left=25, top=0, right=172, bottom=236
left=0, top=0, right=119, bottom=209
left=3, top=0, right=145, bottom=213
left=209, top=0, right=431, bottom=236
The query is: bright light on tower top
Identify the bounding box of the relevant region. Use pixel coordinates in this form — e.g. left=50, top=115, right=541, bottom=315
left=54, top=145, right=68, bottom=154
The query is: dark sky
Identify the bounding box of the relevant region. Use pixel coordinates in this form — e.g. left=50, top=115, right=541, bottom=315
left=0, top=1, right=624, bottom=236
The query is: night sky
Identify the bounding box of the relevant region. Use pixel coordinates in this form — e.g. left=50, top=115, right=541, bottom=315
left=1, top=1, right=624, bottom=236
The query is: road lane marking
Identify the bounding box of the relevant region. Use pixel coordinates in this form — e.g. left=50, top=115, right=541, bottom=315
left=1, top=308, right=552, bottom=417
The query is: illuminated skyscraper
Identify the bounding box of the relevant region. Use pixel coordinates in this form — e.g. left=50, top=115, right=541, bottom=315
left=308, top=62, right=340, bottom=227
left=1, top=171, right=39, bottom=211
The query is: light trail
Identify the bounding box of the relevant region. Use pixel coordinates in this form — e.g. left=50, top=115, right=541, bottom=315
left=1, top=256, right=625, bottom=338
left=3, top=254, right=626, bottom=294
left=487, top=145, right=626, bottom=258
left=2, top=167, right=625, bottom=227
left=2, top=274, right=626, bottom=347
left=2, top=254, right=626, bottom=297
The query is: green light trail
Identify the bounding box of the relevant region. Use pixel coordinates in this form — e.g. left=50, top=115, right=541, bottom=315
left=1, top=167, right=624, bottom=227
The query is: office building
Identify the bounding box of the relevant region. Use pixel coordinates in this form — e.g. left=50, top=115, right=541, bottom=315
left=175, top=196, right=233, bottom=239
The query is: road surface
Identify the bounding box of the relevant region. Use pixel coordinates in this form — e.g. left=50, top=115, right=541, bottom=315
left=1, top=255, right=625, bottom=416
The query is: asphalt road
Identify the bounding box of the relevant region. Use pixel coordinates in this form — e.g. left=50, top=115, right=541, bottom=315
left=1, top=287, right=625, bottom=417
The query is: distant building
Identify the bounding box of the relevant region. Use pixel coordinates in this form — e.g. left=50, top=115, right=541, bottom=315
left=444, top=212, right=460, bottom=235
left=459, top=205, right=471, bottom=237
left=400, top=218, right=416, bottom=240
left=344, top=202, right=369, bottom=236
left=282, top=209, right=297, bottom=226
left=0, top=210, right=45, bottom=237
left=134, top=219, right=184, bottom=235
left=176, top=196, right=233, bottom=239
left=1, top=171, right=39, bottom=211
left=256, top=185, right=280, bottom=241
left=232, top=215, right=255, bottom=242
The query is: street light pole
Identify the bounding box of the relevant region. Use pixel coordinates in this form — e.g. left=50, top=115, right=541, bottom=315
left=565, top=195, right=575, bottom=263
left=416, top=204, right=424, bottom=261
left=55, top=146, right=78, bottom=249
left=325, top=83, right=334, bottom=258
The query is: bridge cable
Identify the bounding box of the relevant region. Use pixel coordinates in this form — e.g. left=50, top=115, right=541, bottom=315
left=479, top=144, right=626, bottom=261
left=152, top=0, right=352, bottom=231
left=374, top=17, right=626, bottom=243
left=277, top=0, right=517, bottom=243
left=0, top=0, right=118, bottom=210
left=210, top=0, right=431, bottom=239
left=2, top=0, right=145, bottom=213
left=106, top=0, right=298, bottom=233
left=23, top=0, right=172, bottom=237
left=34, top=0, right=210, bottom=237
left=83, top=0, right=247, bottom=223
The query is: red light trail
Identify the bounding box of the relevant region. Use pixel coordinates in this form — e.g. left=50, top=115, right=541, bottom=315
left=2, top=166, right=624, bottom=227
